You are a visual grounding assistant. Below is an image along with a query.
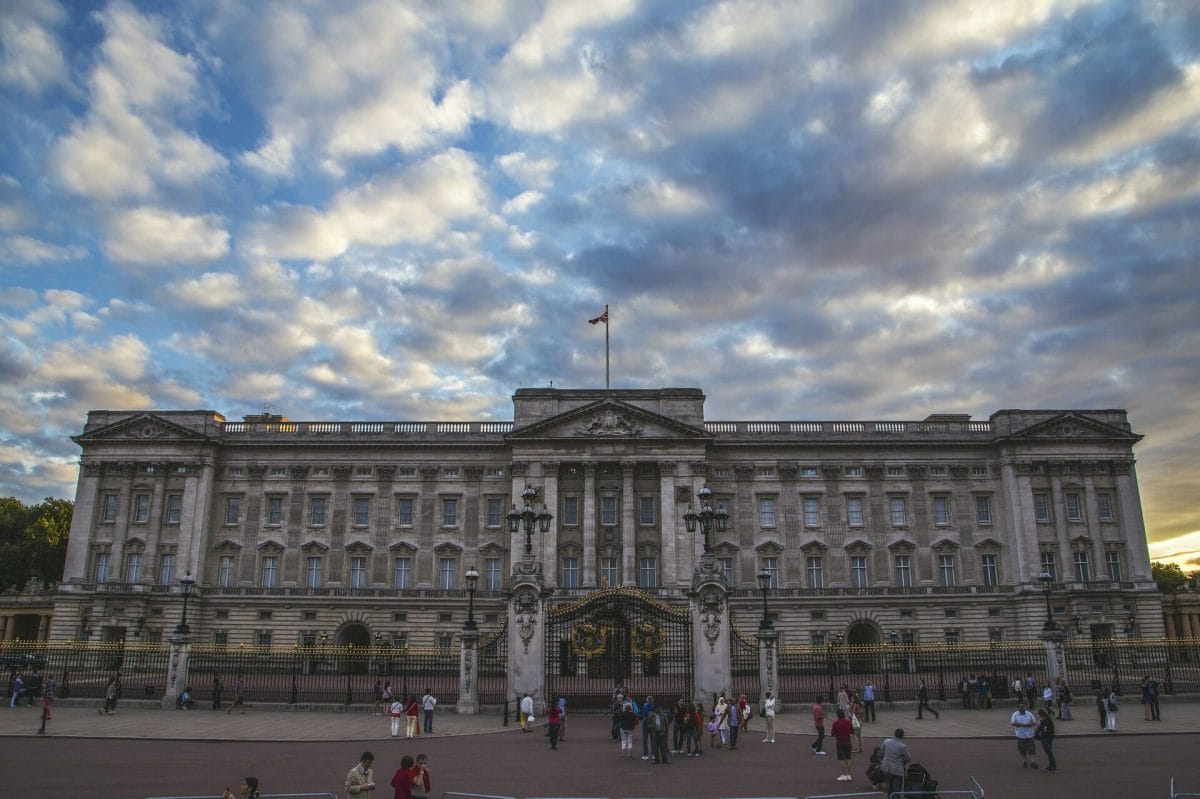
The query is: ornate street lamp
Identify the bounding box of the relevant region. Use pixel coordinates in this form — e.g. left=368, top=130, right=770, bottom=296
left=507, top=485, right=553, bottom=555
left=682, top=487, right=729, bottom=553
left=174, top=571, right=196, bottom=637
left=756, top=567, right=773, bottom=632
left=1038, top=571, right=1059, bottom=632
left=463, top=564, right=480, bottom=632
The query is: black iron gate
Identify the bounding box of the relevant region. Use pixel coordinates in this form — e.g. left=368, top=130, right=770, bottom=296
left=545, top=586, right=693, bottom=712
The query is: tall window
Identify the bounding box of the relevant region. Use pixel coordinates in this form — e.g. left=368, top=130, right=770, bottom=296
left=484, top=557, right=502, bottom=591
left=442, top=498, right=458, bottom=527
left=1040, top=551, right=1057, bottom=581
left=763, top=556, right=780, bottom=588
left=931, top=496, right=949, bottom=525
left=1105, top=551, right=1122, bottom=581
left=218, top=555, right=236, bottom=587
left=563, top=496, right=580, bottom=526
left=850, top=555, right=869, bottom=588
left=225, top=497, right=240, bottom=525
left=889, top=497, right=907, bottom=526
left=395, top=498, right=414, bottom=526
left=601, top=557, right=619, bottom=587
left=600, top=495, right=618, bottom=526
left=981, top=553, right=998, bottom=586
left=486, top=498, right=503, bottom=527
left=158, top=553, right=175, bottom=585
left=93, top=552, right=110, bottom=582
left=353, top=498, right=370, bottom=526
left=715, top=556, right=733, bottom=585
left=560, top=557, right=580, bottom=588
left=133, top=494, right=150, bottom=523
left=803, top=497, right=820, bottom=526
left=309, top=497, right=327, bottom=526
left=267, top=497, right=283, bottom=525
left=1073, top=550, right=1090, bottom=582
left=846, top=496, right=864, bottom=527
left=758, top=497, right=777, bottom=527
left=165, top=495, right=182, bottom=524
left=975, top=495, right=993, bottom=525
left=305, top=556, right=323, bottom=588
left=806, top=556, right=824, bottom=588
left=439, top=557, right=457, bottom=589
left=125, top=553, right=142, bottom=583
left=349, top=556, right=367, bottom=589
left=261, top=556, right=279, bottom=588
left=1033, top=492, right=1051, bottom=523
left=638, top=556, right=658, bottom=588
left=1097, top=492, right=1115, bottom=521
left=101, top=494, right=118, bottom=522
left=393, top=557, right=412, bottom=589
left=894, top=555, right=912, bottom=587
left=1065, top=493, right=1084, bottom=522
left=639, top=496, right=656, bottom=525
left=938, top=554, right=956, bottom=586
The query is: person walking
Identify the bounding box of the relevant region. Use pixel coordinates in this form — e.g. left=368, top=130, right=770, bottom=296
left=849, top=692, right=864, bottom=753
left=1035, top=708, right=1057, bottom=773
left=650, top=704, right=671, bottom=763
left=1141, top=676, right=1161, bottom=721
left=916, top=679, right=939, bottom=719
left=1056, top=677, right=1073, bottom=720
left=404, top=694, right=420, bottom=738
left=1011, top=700, right=1038, bottom=768
left=836, top=684, right=850, bottom=717
left=212, top=673, right=224, bottom=711
left=672, top=698, right=688, bottom=754
left=714, top=695, right=729, bottom=749
left=691, top=702, right=706, bottom=757
left=762, top=690, right=777, bottom=743
left=862, top=680, right=876, bottom=722
left=640, top=695, right=657, bottom=758
left=389, top=755, right=414, bottom=799
left=519, top=693, right=534, bottom=732
left=880, top=729, right=910, bottom=798
left=1104, top=687, right=1119, bottom=732
left=831, top=708, right=855, bottom=782
left=1042, top=684, right=1055, bottom=715
left=389, top=694, right=404, bottom=737
left=738, top=692, right=752, bottom=734
left=100, top=675, right=118, bottom=715
left=226, top=674, right=245, bottom=715
left=345, top=751, right=376, bottom=798
left=420, top=688, right=437, bottom=733
left=727, top=699, right=740, bottom=750
left=1095, top=686, right=1108, bottom=729
left=546, top=700, right=563, bottom=750
left=810, top=696, right=827, bottom=755
left=10, top=673, right=24, bottom=708
left=618, top=700, right=638, bottom=759
left=556, top=694, right=567, bottom=740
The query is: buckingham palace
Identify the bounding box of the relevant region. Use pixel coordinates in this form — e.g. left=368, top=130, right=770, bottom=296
left=50, top=387, right=1163, bottom=654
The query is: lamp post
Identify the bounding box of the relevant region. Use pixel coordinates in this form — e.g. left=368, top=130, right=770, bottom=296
left=507, top=486, right=553, bottom=556
left=464, top=564, right=480, bottom=632
left=682, top=487, right=730, bottom=554
left=883, top=630, right=898, bottom=703
left=1038, top=571, right=1059, bottom=632
left=174, top=571, right=196, bottom=637
left=756, top=567, right=773, bottom=633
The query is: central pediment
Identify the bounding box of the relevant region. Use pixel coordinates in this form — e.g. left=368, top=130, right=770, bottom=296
left=508, top=399, right=709, bottom=441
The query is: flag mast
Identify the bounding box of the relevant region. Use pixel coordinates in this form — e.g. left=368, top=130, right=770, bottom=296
left=588, top=304, right=610, bottom=389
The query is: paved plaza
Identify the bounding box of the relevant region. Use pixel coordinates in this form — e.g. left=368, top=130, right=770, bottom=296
left=1, top=699, right=1197, bottom=798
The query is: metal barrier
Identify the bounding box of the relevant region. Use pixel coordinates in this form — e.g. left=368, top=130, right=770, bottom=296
left=887, top=776, right=985, bottom=799
left=804, top=793, right=885, bottom=799
left=145, top=794, right=335, bottom=799
left=442, top=794, right=516, bottom=799
left=1171, top=777, right=1200, bottom=798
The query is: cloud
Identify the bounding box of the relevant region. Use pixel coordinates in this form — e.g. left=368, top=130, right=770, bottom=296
left=0, top=0, right=68, bottom=95
left=0, top=235, right=87, bottom=264
left=103, top=208, right=230, bottom=266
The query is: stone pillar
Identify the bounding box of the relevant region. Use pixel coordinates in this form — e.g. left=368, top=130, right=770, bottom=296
left=163, top=635, right=191, bottom=709
left=1042, top=627, right=1067, bottom=688
left=540, top=463, right=560, bottom=573
left=457, top=628, right=481, bottom=714
left=621, top=462, right=636, bottom=586
left=690, top=555, right=730, bottom=704
left=658, top=462, right=679, bottom=587
left=507, top=555, right=552, bottom=716
left=0, top=616, right=9, bottom=641
left=63, top=461, right=103, bottom=583
left=758, top=626, right=779, bottom=711
left=582, top=462, right=597, bottom=586
left=37, top=615, right=50, bottom=641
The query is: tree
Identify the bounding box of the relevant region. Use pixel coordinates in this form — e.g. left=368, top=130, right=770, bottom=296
left=1152, top=561, right=1189, bottom=594
left=0, top=496, right=72, bottom=594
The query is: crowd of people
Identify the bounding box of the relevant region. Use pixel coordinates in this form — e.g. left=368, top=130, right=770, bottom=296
left=343, top=750, right=433, bottom=799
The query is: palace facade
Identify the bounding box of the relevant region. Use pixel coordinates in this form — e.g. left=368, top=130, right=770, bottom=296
left=51, top=388, right=1163, bottom=649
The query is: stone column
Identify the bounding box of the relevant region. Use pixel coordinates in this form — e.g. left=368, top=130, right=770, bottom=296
left=658, top=462, right=679, bottom=587
left=62, top=461, right=103, bottom=583
left=582, top=462, right=597, bottom=586
left=540, top=463, right=560, bottom=573
left=1114, top=460, right=1152, bottom=581
left=758, top=626, right=779, bottom=712
left=1041, top=627, right=1067, bottom=688
left=507, top=556, right=551, bottom=717
left=457, top=628, right=481, bottom=714
left=621, top=462, right=636, bottom=586
left=690, top=555, right=730, bottom=704
left=162, top=634, right=192, bottom=709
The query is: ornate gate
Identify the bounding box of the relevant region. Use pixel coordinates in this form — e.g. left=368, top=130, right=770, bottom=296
left=545, top=587, right=693, bottom=712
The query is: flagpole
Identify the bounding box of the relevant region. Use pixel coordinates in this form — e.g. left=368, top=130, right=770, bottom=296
left=604, top=304, right=610, bottom=389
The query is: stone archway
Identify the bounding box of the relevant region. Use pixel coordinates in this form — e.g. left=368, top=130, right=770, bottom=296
left=847, top=620, right=883, bottom=674
left=336, top=622, right=371, bottom=674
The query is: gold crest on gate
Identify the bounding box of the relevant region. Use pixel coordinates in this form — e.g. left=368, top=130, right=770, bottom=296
left=632, top=622, right=665, bottom=657
left=571, top=622, right=607, bottom=657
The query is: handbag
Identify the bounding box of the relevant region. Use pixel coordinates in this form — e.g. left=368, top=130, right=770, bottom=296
left=852, top=715, right=861, bottom=730
left=411, top=774, right=428, bottom=799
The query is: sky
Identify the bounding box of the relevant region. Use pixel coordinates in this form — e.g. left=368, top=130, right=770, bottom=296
left=0, top=0, right=1197, bottom=568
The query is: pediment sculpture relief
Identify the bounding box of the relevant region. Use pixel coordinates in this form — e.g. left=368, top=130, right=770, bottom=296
left=575, top=409, right=643, bottom=437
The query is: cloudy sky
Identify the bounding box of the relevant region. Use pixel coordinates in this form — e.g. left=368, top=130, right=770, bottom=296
left=1, top=1, right=1197, bottom=566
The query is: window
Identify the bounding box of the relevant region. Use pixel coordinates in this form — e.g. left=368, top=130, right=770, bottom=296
left=271, top=466, right=287, bottom=477
left=638, top=556, right=658, bottom=588
left=312, top=467, right=329, bottom=476
left=887, top=466, right=904, bottom=477
left=758, top=466, right=775, bottom=477
left=267, top=497, right=283, bottom=525
left=945, top=630, right=960, bottom=644
left=444, top=467, right=459, bottom=478
left=125, top=553, right=142, bottom=583
left=356, top=467, right=373, bottom=477
left=393, top=557, right=412, bottom=589
left=1040, top=552, right=1057, bottom=582
left=758, top=497, right=777, bottom=526
left=261, top=556, right=279, bottom=588
left=486, top=498, right=503, bottom=527
left=1073, top=550, right=1090, bottom=582
left=442, top=498, right=458, bottom=527
left=560, top=557, right=580, bottom=588
left=218, top=555, right=236, bottom=587
left=763, top=556, right=780, bottom=588
left=487, top=467, right=505, bottom=478
left=484, top=557, right=502, bottom=591
left=213, top=632, right=228, bottom=645
left=850, top=556, right=869, bottom=588
left=309, top=497, right=327, bottom=526
left=224, top=497, right=240, bottom=525
left=439, top=557, right=457, bottom=589
left=228, top=467, right=244, bottom=477
left=806, top=556, right=824, bottom=588
left=392, top=632, right=408, bottom=649
left=811, top=632, right=827, bottom=647
left=305, top=556, right=323, bottom=588
left=1065, top=492, right=1084, bottom=522
left=349, top=556, right=367, bottom=589
left=158, top=553, right=175, bottom=585
left=718, top=557, right=733, bottom=585
left=846, top=496, right=864, bottom=527
left=889, top=497, right=907, bottom=526
left=437, top=633, right=453, bottom=649
left=257, top=631, right=272, bottom=646
left=931, top=496, right=949, bottom=525
left=803, top=497, right=820, bottom=527
left=601, top=557, right=619, bottom=587
left=101, top=494, right=118, bottom=522
left=975, top=495, right=993, bottom=525
left=938, top=554, right=956, bottom=586
left=353, top=497, right=370, bottom=526
left=93, top=552, right=110, bottom=582
left=639, top=496, right=656, bottom=525
left=894, top=555, right=912, bottom=587
left=845, top=466, right=863, bottom=477
left=1097, top=492, right=1115, bottom=521
left=929, top=466, right=947, bottom=477
left=972, top=466, right=988, bottom=477
left=563, top=496, right=580, bottom=526
left=981, top=553, right=999, bottom=586
left=1106, top=550, right=1122, bottom=581
left=396, top=498, right=414, bottom=526
left=800, top=467, right=818, bottom=478
left=600, top=495, right=618, bottom=526
left=133, top=494, right=150, bottom=523
left=1033, top=493, right=1052, bottom=523
left=164, top=495, right=182, bottom=524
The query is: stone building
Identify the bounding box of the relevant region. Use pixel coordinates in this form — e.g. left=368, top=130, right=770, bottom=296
left=51, top=387, right=1163, bottom=649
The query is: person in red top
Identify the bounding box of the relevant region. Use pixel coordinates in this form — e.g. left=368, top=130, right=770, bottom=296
left=810, top=697, right=827, bottom=755
left=390, top=755, right=415, bottom=799
left=830, top=708, right=855, bottom=781
left=404, top=695, right=420, bottom=738
left=547, top=700, right=563, bottom=749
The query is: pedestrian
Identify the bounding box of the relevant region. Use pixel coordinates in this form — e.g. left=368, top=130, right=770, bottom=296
left=382, top=681, right=394, bottom=709
left=389, top=755, right=414, bottom=799
left=178, top=685, right=195, bottom=709
left=862, top=679, right=876, bottom=722
left=968, top=674, right=980, bottom=709
left=1148, top=677, right=1161, bottom=721
left=1095, top=685, right=1108, bottom=729
left=226, top=674, right=245, bottom=715
left=715, top=694, right=730, bottom=748
left=100, top=675, right=118, bottom=715
left=849, top=692, right=864, bottom=753
left=221, top=776, right=260, bottom=799
left=980, top=675, right=991, bottom=709
left=372, top=680, right=384, bottom=716
left=1056, top=677, right=1073, bottom=720
left=958, top=675, right=969, bottom=708
left=738, top=692, right=752, bottom=733
left=1024, top=672, right=1037, bottom=708
left=404, top=694, right=420, bottom=738
left=1141, top=676, right=1161, bottom=721
left=762, top=690, right=777, bottom=743
left=421, top=687, right=437, bottom=733
left=547, top=699, right=563, bottom=749
left=411, top=754, right=431, bottom=799
left=618, top=701, right=638, bottom=759
left=672, top=697, right=687, bottom=754
left=519, top=692, right=534, bottom=732
left=1012, top=676, right=1024, bottom=706
left=389, top=694, right=404, bottom=737
left=650, top=704, right=671, bottom=763
left=1042, top=684, right=1054, bottom=715
left=836, top=684, right=850, bottom=717
left=1011, top=700, right=1038, bottom=768
left=640, top=694, right=657, bottom=757
left=690, top=702, right=705, bottom=757
left=916, top=679, right=939, bottom=719
left=810, top=696, right=827, bottom=755
left=727, top=698, right=741, bottom=749
left=611, top=692, right=624, bottom=741
left=1035, top=708, right=1057, bottom=773
left=831, top=708, right=855, bottom=781
left=42, top=674, right=55, bottom=719
left=10, top=673, right=24, bottom=708
left=880, top=729, right=910, bottom=798
left=212, top=673, right=224, bottom=711
left=345, top=751, right=377, bottom=797
left=556, top=694, right=567, bottom=740
left=1104, top=687, right=1119, bottom=732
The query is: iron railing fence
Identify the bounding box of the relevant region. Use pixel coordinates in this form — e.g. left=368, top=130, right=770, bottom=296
left=0, top=640, right=171, bottom=700
left=477, top=622, right=508, bottom=706
left=729, top=622, right=761, bottom=702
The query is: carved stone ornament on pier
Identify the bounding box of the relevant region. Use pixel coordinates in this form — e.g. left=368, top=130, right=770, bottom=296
left=513, top=586, right=541, bottom=654
left=697, top=584, right=726, bottom=654
left=576, top=409, right=643, bottom=437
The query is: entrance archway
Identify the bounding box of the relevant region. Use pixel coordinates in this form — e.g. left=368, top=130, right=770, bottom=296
left=336, top=622, right=371, bottom=674
left=847, top=620, right=882, bottom=673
